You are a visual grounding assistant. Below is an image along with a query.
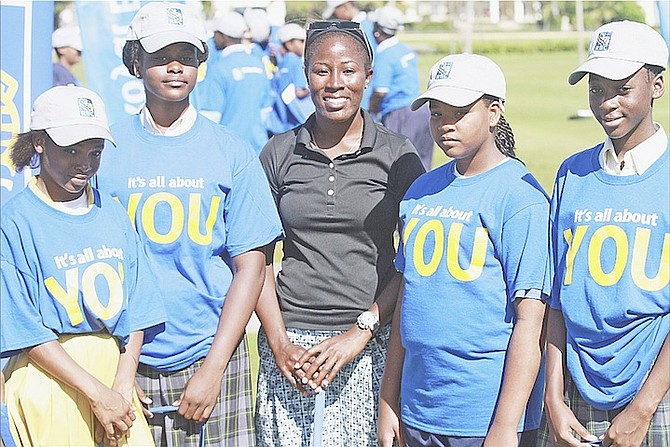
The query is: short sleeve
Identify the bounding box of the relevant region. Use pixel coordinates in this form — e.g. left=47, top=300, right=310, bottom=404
left=224, top=154, right=283, bottom=257
left=500, top=201, right=551, bottom=303
left=388, top=138, right=425, bottom=203
left=1, top=232, right=57, bottom=356
left=370, top=50, right=393, bottom=92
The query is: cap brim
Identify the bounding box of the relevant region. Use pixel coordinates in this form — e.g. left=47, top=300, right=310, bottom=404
left=410, top=86, right=484, bottom=111
left=47, top=125, right=117, bottom=147
left=568, top=58, right=644, bottom=85
left=140, top=32, right=204, bottom=53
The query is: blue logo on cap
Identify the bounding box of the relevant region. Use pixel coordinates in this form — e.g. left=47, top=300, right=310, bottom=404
left=594, top=31, right=612, bottom=52
left=167, top=7, right=184, bottom=26
left=433, top=61, right=453, bottom=80
left=78, top=97, right=95, bottom=117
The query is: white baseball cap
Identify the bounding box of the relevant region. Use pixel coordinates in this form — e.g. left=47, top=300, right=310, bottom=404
left=371, top=6, right=403, bottom=34
left=244, top=8, right=271, bottom=43
left=568, top=20, right=668, bottom=85
left=323, top=0, right=350, bottom=19
left=411, top=53, right=506, bottom=111
left=127, top=1, right=206, bottom=53
left=214, top=11, right=248, bottom=39
left=277, top=23, right=306, bottom=43
left=52, top=26, right=82, bottom=51
left=30, top=85, right=115, bottom=147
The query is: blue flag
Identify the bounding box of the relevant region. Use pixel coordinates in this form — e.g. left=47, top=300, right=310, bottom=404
left=1, top=1, right=53, bottom=205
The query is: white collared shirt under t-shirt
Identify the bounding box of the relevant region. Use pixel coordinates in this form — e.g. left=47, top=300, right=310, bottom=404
left=140, top=104, right=198, bottom=136
left=599, top=123, right=667, bottom=175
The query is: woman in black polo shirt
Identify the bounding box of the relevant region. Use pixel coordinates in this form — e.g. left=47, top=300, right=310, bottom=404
left=254, top=20, right=425, bottom=446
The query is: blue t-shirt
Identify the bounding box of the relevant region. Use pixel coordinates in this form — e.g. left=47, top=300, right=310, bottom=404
left=96, top=114, right=283, bottom=371
left=549, top=143, right=669, bottom=410
left=267, top=52, right=315, bottom=135
left=1, top=183, right=165, bottom=356
left=396, top=159, right=550, bottom=436
left=195, top=44, right=273, bottom=155
left=369, top=37, right=420, bottom=118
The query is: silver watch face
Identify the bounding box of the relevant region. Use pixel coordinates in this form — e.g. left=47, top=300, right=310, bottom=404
left=358, top=311, right=377, bottom=329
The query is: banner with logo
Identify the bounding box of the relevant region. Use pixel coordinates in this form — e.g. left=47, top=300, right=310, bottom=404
left=1, top=1, right=53, bottom=205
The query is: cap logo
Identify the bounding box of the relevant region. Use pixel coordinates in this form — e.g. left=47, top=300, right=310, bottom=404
left=167, top=7, right=184, bottom=26
left=433, top=61, right=453, bottom=80
left=78, top=97, right=95, bottom=118
left=593, top=31, right=612, bottom=52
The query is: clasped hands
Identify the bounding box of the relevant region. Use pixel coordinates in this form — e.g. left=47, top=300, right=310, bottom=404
left=279, top=327, right=372, bottom=396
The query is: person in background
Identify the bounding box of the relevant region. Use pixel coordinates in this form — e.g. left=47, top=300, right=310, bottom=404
left=195, top=11, right=273, bottom=155
left=378, top=53, right=549, bottom=447
left=52, top=26, right=82, bottom=86
left=254, top=20, right=424, bottom=446
left=244, top=7, right=275, bottom=76
left=540, top=20, right=669, bottom=447
left=323, top=0, right=376, bottom=51
left=95, top=3, right=283, bottom=445
left=368, top=5, right=434, bottom=171
left=266, top=23, right=315, bottom=136
left=1, top=85, right=164, bottom=447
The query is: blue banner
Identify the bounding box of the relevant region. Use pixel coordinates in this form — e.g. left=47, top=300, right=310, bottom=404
left=75, top=1, right=145, bottom=125
left=658, top=1, right=669, bottom=50
left=1, top=1, right=53, bottom=205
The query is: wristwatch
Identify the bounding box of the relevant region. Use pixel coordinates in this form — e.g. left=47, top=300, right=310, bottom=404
left=356, top=311, right=379, bottom=333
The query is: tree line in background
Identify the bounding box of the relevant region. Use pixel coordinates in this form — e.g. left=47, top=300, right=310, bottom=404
left=54, top=1, right=646, bottom=32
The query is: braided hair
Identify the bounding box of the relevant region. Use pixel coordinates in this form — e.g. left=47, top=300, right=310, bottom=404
left=482, top=95, right=521, bottom=162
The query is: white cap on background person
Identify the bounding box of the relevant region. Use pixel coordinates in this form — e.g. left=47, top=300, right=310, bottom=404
left=411, top=53, right=506, bottom=111
left=244, top=8, right=271, bottom=42
left=371, top=5, right=403, bottom=35
left=52, top=26, right=82, bottom=51
left=213, top=11, right=248, bottom=39
left=277, top=23, right=306, bottom=44
left=323, top=0, right=350, bottom=19
left=127, top=1, right=207, bottom=53
left=568, top=20, right=668, bottom=85
left=30, top=85, right=116, bottom=146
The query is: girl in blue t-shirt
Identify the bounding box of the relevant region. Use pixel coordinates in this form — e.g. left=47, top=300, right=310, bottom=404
left=1, top=85, right=164, bottom=446
left=378, top=54, right=550, bottom=447
left=94, top=3, right=283, bottom=446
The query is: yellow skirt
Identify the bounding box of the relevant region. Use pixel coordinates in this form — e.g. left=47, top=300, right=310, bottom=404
left=3, top=333, right=155, bottom=447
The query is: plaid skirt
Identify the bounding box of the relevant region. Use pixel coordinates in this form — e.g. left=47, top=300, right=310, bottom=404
left=136, top=335, right=255, bottom=447
left=254, top=325, right=390, bottom=447
left=538, top=373, right=670, bottom=446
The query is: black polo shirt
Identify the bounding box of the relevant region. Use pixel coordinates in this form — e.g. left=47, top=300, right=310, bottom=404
left=259, top=110, right=425, bottom=330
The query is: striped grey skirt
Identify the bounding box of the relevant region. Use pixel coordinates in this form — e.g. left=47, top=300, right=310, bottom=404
left=255, top=325, right=390, bottom=447
left=538, top=373, right=670, bottom=446
left=136, top=335, right=255, bottom=447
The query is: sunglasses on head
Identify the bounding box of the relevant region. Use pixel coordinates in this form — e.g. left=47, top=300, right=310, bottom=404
left=306, top=20, right=373, bottom=62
